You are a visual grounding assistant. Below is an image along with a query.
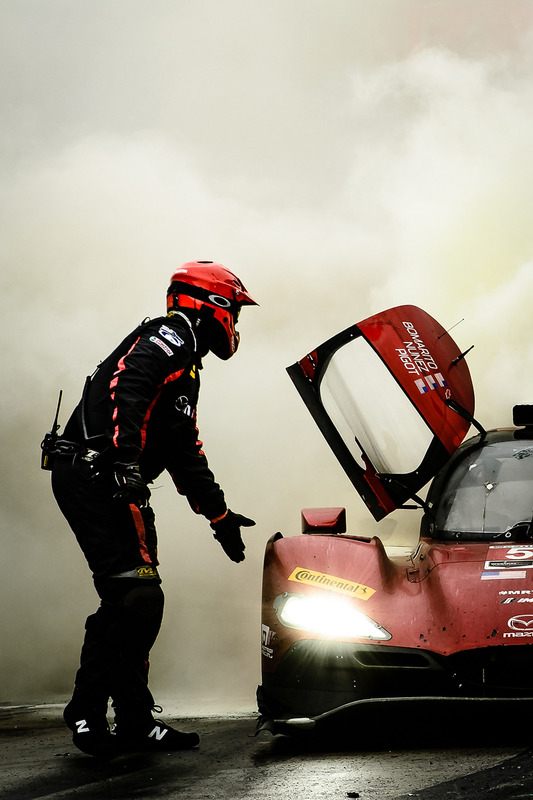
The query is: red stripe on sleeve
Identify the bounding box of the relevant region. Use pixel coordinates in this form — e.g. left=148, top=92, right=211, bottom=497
left=110, top=338, right=141, bottom=449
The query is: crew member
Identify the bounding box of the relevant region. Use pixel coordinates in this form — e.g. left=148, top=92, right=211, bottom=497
left=49, top=261, right=257, bottom=757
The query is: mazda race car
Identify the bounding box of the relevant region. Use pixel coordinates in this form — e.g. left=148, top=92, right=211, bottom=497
left=257, top=305, right=533, bottom=735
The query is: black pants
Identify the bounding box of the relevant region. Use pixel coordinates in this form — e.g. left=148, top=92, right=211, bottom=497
left=51, top=456, right=159, bottom=577
left=52, top=456, right=164, bottom=716
left=73, top=575, right=164, bottom=716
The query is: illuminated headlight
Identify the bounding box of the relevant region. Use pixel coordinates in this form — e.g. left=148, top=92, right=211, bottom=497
left=274, top=592, right=391, bottom=641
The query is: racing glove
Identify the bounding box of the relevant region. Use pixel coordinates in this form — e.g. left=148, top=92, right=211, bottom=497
left=113, top=462, right=151, bottom=507
left=210, top=510, right=256, bottom=563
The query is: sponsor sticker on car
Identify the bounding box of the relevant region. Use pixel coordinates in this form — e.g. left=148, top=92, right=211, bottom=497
left=288, top=567, right=375, bottom=600
left=482, top=545, right=533, bottom=581
left=504, top=615, right=533, bottom=638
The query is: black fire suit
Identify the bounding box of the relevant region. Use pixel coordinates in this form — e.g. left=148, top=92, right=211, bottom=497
left=51, top=313, right=228, bottom=717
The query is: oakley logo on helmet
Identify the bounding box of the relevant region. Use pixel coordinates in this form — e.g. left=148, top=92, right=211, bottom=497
left=208, top=294, right=232, bottom=309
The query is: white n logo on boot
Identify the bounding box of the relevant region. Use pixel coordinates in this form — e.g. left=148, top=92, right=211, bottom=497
left=148, top=725, right=168, bottom=741
left=75, top=719, right=90, bottom=734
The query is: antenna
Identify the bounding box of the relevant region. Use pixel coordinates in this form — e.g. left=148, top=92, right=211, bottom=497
left=451, top=344, right=475, bottom=366
left=437, top=318, right=464, bottom=340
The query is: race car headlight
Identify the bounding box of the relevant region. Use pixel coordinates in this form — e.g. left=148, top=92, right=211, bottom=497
left=274, top=592, right=391, bottom=641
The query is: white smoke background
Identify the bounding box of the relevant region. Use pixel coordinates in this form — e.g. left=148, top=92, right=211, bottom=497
left=2, top=0, right=533, bottom=711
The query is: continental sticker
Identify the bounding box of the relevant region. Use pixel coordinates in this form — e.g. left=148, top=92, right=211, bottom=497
left=288, top=568, right=375, bottom=600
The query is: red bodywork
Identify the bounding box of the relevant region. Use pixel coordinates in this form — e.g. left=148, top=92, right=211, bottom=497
left=357, top=306, right=474, bottom=456
left=259, top=519, right=533, bottom=731
left=262, top=533, right=533, bottom=674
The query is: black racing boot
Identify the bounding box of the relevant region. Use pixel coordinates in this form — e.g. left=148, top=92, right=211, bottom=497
left=112, top=706, right=200, bottom=751
left=63, top=699, right=118, bottom=758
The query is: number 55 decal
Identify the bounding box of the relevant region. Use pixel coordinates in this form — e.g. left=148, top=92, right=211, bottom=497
left=485, top=545, right=533, bottom=571
left=505, top=546, right=533, bottom=561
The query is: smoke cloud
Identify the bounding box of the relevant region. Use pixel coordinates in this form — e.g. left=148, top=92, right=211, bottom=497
left=2, top=0, right=533, bottom=712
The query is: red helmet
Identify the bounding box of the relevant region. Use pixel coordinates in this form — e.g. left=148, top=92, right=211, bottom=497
left=166, top=261, right=258, bottom=359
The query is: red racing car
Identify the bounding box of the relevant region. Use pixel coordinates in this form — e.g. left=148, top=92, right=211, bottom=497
left=257, top=306, right=533, bottom=736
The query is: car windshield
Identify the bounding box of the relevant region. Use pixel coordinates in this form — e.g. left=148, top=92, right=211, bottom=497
left=435, top=439, right=533, bottom=536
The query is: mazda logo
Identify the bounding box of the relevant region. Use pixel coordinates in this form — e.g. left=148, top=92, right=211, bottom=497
left=508, top=615, right=533, bottom=630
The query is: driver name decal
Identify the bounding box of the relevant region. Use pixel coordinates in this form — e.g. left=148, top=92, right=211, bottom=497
left=395, top=320, right=447, bottom=394
left=288, top=568, right=375, bottom=600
